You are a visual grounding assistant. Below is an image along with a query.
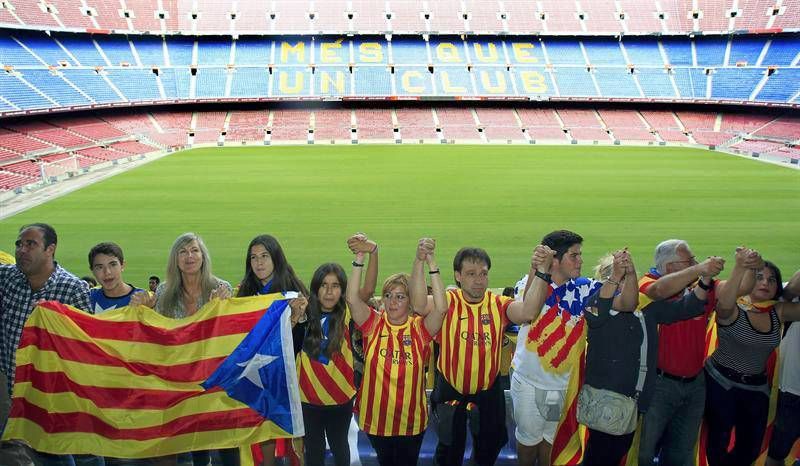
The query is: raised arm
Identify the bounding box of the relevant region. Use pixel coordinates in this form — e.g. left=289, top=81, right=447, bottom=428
left=507, top=245, right=554, bottom=325
left=345, top=234, right=376, bottom=327
left=612, top=249, right=639, bottom=312
left=645, top=257, right=722, bottom=300
left=420, top=239, right=448, bottom=336
left=784, top=269, right=800, bottom=301
left=410, top=238, right=434, bottom=316
left=715, top=247, right=756, bottom=322
left=347, top=233, right=379, bottom=302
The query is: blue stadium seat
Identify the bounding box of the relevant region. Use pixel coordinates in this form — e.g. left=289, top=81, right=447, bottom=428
left=15, top=32, right=75, bottom=66
left=552, top=67, right=597, bottom=97
left=0, top=34, right=43, bottom=66
left=761, top=36, right=799, bottom=66
left=132, top=37, right=165, bottom=67
left=197, top=39, right=231, bottom=65
left=314, top=66, right=351, bottom=96
left=711, top=68, right=765, bottom=100
left=636, top=68, right=677, bottom=97
left=672, top=68, right=703, bottom=99
left=505, top=39, right=546, bottom=66
left=234, top=38, right=272, bottom=65
left=728, top=36, right=766, bottom=66
left=195, top=67, right=228, bottom=97
left=107, top=68, right=161, bottom=100
left=274, top=38, right=312, bottom=65
left=352, top=39, right=388, bottom=65
left=474, top=67, right=516, bottom=95
left=510, top=66, right=553, bottom=97
left=60, top=69, right=122, bottom=103
left=394, top=66, right=434, bottom=95
left=391, top=38, right=427, bottom=65
left=95, top=36, right=137, bottom=66
left=20, top=69, right=91, bottom=106
left=582, top=38, right=626, bottom=65
left=433, top=66, right=473, bottom=94
left=661, top=37, right=693, bottom=66
left=430, top=39, right=467, bottom=65
left=166, top=37, right=195, bottom=66
left=57, top=34, right=108, bottom=66
left=623, top=38, right=664, bottom=66
left=158, top=68, right=180, bottom=98
left=542, top=38, right=586, bottom=65
left=353, top=65, right=392, bottom=95
left=271, top=67, right=312, bottom=96
left=695, top=37, right=728, bottom=67
left=230, top=67, right=270, bottom=97
left=756, top=68, right=800, bottom=102
left=594, top=68, right=640, bottom=97
left=0, top=71, right=55, bottom=109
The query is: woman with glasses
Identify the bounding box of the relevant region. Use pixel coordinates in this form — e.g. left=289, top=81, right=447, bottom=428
left=345, top=236, right=448, bottom=466
left=704, top=249, right=800, bottom=466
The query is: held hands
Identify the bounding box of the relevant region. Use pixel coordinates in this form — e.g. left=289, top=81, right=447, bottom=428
left=611, top=248, right=633, bottom=280
left=531, top=244, right=555, bottom=273
left=735, top=246, right=764, bottom=270
left=697, top=256, right=725, bottom=278
left=210, top=283, right=231, bottom=301
left=289, top=296, right=308, bottom=325
left=347, top=233, right=377, bottom=256
left=417, top=237, right=436, bottom=264
left=129, top=290, right=156, bottom=308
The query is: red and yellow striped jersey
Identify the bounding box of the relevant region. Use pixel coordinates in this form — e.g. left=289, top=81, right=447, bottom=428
left=356, top=309, right=433, bottom=436
left=297, top=310, right=356, bottom=406
left=436, top=289, right=512, bottom=394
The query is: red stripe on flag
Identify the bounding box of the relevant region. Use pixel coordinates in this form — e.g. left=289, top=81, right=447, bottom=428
left=10, top=397, right=264, bottom=440
left=14, top=364, right=220, bottom=409
left=18, top=327, right=226, bottom=383
left=36, top=301, right=265, bottom=345
left=298, top=364, right=324, bottom=406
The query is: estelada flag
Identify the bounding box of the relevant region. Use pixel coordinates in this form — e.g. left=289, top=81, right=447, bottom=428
left=2, top=294, right=303, bottom=461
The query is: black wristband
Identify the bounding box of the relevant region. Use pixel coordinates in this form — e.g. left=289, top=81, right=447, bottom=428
left=697, top=279, right=713, bottom=291
left=429, top=269, right=440, bottom=275
left=352, top=261, right=364, bottom=267
left=534, top=270, right=552, bottom=283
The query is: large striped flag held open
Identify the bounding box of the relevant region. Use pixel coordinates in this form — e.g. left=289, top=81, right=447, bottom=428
left=1, top=294, right=303, bottom=460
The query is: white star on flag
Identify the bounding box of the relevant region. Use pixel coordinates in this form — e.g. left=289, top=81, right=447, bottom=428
left=236, top=353, right=278, bottom=389
left=562, top=288, right=577, bottom=308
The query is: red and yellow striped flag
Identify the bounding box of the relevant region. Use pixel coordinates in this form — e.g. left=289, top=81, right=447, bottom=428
left=2, top=296, right=297, bottom=461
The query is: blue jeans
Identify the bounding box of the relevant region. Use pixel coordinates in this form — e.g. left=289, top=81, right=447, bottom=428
left=32, top=452, right=105, bottom=466
left=638, top=371, right=706, bottom=466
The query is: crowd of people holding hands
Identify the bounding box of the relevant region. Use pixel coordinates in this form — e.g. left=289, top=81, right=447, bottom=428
left=1, top=222, right=799, bottom=466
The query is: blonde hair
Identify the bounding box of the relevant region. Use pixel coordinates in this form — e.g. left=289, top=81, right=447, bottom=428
left=593, top=253, right=615, bottom=281
left=381, top=273, right=411, bottom=311
left=156, top=233, right=219, bottom=318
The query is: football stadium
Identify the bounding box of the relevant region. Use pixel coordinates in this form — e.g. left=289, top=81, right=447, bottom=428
left=0, top=0, right=799, bottom=465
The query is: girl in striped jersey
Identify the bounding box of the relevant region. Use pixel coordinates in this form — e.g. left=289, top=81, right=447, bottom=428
left=236, top=234, right=309, bottom=466
left=296, top=234, right=379, bottom=466
left=705, top=249, right=800, bottom=466
left=346, top=236, right=448, bottom=466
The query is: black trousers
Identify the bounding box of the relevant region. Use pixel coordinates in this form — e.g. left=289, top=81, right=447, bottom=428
left=583, top=428, right=635, bottom=466
left=301, top=399, right=354, bottom=466
left=431, top=373, right=507, bottom=466
left=704, top=369, right=769, bottom=466
left=366, top=432, right=425, bottom=466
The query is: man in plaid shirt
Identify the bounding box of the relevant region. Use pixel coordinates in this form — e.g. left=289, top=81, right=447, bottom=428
left=1, top=223, right=95, bottom=465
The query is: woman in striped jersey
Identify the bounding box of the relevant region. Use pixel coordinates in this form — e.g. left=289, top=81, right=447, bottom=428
left=346, top=237, right=448, bottom=466
left=705, top=248, right=800, bottom=466
left=296, top=234, right=379, bottom=466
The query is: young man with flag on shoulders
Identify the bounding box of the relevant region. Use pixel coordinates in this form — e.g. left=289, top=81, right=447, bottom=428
left=509, top=230, right=638, bottom=466
left=411, top=244, right=551, bottom=466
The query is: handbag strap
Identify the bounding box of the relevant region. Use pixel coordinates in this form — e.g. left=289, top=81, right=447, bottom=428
left=634, top=310, right=647, bottom=397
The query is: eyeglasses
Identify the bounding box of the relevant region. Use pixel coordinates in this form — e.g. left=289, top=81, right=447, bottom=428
left=670, top=256, right=697, bottom=266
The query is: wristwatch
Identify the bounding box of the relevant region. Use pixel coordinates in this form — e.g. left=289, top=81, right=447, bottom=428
left=534, top=270, right=552, bottom=283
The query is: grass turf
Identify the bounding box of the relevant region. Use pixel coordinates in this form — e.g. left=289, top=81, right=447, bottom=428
left=1, top=144, right=798, bottom=290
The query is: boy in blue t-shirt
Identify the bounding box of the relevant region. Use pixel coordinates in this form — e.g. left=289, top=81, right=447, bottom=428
left=88, top=242, right=146, bottom=313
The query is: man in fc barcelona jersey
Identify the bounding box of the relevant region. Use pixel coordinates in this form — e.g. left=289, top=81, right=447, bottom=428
left=411, top=245, right=548, bottom=466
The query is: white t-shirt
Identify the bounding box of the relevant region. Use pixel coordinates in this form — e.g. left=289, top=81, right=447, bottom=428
left=779, top=293, right=800, bottom=396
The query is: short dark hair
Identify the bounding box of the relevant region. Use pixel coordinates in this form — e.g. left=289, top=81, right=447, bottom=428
left=20, top=223, right=57, bottom=249
left=541, top=230, right=584, bottom=260
left=453, top=247, right=491, bottom=272
left=149, top=275, right=160, bottom=283
left=88, top=242, right=124, bottom=268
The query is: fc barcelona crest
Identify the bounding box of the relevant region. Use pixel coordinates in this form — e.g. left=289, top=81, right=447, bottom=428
left=481, top=313, right=491, bottom=325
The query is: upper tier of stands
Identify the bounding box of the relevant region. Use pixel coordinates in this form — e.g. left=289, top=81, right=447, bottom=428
left=0, top=0, right=799, bottom=35
left=0, top=33, right=798, bottom=115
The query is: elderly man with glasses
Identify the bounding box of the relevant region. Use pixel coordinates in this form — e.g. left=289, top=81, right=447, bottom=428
left=636, top=239, right=727, bottom=466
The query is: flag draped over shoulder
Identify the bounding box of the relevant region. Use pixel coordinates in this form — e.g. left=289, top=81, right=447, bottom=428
left=2, top=294, right=303, bottom=460
left=551, top=329, right=588, bottom=466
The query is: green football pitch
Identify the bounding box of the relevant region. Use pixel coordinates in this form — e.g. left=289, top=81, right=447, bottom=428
left=1, top=144, right=798, bottom=290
